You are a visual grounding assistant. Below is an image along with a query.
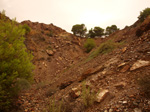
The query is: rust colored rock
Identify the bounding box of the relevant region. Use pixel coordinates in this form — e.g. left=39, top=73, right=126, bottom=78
left=78, top=68, right=93, bottom=82
left=78, top=66, right=104, bottom=82
left=122, top=47, right=127, bottom=53
left=120, top=65, right=130, bottom=73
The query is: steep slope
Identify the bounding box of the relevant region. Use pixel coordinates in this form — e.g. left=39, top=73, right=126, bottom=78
left=16, top=17, right=150, bottom=112
left=16, top=21, right=87, bottom=111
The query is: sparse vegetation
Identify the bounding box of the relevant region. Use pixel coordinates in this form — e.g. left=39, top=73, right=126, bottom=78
left=48, top=97, right=65, bottom=112
left=0, top=12, right=34, bottom=111
left=81, top=82, right=96, bottom=108
left=138, top=7, right=150, bottom=22
left=84, top=38, right=96, bottom=53
left=85, top=40, right=124, bottom=62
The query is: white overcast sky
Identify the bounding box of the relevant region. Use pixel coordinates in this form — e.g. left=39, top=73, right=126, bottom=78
left=0, top=0, right=150, bottom=32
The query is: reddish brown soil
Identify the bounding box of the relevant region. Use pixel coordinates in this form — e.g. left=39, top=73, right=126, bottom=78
left=15, top=17, right=150, bottom=112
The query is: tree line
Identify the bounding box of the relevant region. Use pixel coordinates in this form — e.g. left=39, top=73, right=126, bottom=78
left=71, top=24, right=119, bottom=38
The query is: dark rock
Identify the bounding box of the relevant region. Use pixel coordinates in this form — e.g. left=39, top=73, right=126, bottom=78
left=59, top=81, right=73, bottom=89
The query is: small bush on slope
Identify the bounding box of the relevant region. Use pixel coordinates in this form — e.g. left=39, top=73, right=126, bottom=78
left=47, top=97, right=65, bottom=112
left=84, top=38, right=96, bottom=53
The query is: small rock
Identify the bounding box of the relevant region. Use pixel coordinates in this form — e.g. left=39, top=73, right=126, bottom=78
left=130, top=60, right=150, bottom=71
left=96, top=89, right=109, bottom=103
left=58, top=57, right=62, bottom=60
left=122, top=100, right=127, bottom=104
left=57, top=62, right=59, bottom=65
left=53, top=49, right=56, bottom=52
left=70, top=88, right=81, bottom=98
left=114, top=82, right=126, bottom=90
left=102, top=70, right=107, bottom=75
left=46, top=50, right=54, bottom=56
left=25, top=109, right=28, bottom=112
left=122, top=47, right=127, bottom=53
left=109, top=108, right=113, bottom=112
left=118, top=63, right=126, bottom=68
left=104, top=110, right=108, bottom=112
left=55, top=46, right=59, bottom=49
left=134, top=108, right=142, bottom=112
left=148, top=100, right=150, bottom=105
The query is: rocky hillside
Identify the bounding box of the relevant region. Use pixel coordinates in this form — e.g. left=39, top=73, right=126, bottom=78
left=15, top=16, right=150, bottom=112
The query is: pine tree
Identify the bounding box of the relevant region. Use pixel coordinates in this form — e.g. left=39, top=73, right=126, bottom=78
left=0, top=12, right=34, bottom=111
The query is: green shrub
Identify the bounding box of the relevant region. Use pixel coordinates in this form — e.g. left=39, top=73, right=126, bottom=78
left=84, top=38, right=96, bottom=53
left=0, top=13, right=34, bottom=111
left=138, top=7, right=150, bottom=22
left=97, top=40, right=116, bottom=54
left=22, top=24, right=31, bottom=34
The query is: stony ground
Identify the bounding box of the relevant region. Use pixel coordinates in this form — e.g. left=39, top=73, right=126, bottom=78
left=15, top=16, right=150, bottom=112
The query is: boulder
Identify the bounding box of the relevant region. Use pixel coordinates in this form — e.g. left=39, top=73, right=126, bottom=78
left=130, top=60, right=150, bottom=71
